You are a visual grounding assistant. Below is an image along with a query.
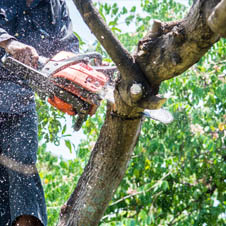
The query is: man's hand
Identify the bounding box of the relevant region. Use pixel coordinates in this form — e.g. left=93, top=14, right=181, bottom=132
left=0, top=39, right=39, bottom=68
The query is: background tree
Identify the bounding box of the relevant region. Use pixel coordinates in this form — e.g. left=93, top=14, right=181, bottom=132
left=37, top=0, right=226, bottom=225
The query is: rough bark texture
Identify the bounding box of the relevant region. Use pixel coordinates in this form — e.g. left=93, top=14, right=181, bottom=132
left=57, top=0, right=224, bottom=225
left=58, top=102, right=142, bottom=226
left=135, top=0, right=220, bottom=85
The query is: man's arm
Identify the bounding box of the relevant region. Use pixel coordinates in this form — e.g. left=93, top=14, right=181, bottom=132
left=0, top=28, right=39, bottom=68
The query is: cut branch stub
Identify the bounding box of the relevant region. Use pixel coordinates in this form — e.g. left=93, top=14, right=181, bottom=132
left=130, top=83, right=143, bottom=103
left=116, top=78, right=164, bottom=112
left=149, top=19, right=163, bottom=38
left=208, top=0, right=226, bottom=37
left=129, top=83, right=166, bottom=110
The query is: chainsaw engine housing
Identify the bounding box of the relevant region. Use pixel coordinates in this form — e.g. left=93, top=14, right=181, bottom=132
left=43, top=51, right=109, bottom=117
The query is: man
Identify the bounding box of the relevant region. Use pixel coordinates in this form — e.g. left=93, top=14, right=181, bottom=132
left=0, top=0, right=79, bottom=225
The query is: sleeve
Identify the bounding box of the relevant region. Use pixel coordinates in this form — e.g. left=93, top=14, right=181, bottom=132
left=49, top=0, right=79, bottom=53
left=0, top=28, right=15, bottom=44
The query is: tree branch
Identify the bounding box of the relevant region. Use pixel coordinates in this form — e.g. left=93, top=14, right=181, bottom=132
left=208, top=0, right=226, bottom=37
left=71, top=0, right=133, bottom=77
left=71, top=0, right=148, bottom=87
left=110, top=170, right=172, bottom=207
left=135, top=0, right=221, bottom=85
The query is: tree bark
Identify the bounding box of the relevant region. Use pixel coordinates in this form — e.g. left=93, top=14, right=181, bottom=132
left=135, top=0, right=220, bottom=85
left=57, top=0, right=224, bottom=225
left=208, top=0, right=226, bottom=38
left=58, top=103, right=142, bottom=226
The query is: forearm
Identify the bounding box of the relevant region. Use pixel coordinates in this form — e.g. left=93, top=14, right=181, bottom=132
left=0, top=37, right=39, bottom=67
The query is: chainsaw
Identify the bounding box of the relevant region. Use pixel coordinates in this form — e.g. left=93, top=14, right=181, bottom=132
left=2, top=51, right=173, bottom=131
left=2, top=51, right=117, bottom=130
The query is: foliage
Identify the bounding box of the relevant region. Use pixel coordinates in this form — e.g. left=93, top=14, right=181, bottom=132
left=37, top=144, right=84, bottom=225
left=36, top=0, right=226, bottom=225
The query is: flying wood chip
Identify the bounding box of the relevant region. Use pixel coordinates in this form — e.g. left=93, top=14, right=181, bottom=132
left=143, top=109, right=174, bottom=124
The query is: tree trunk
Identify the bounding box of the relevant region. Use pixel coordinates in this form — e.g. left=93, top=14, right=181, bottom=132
left=58, top=102, right=143, bottom=226
left=57, top=0, right=225, bottom=225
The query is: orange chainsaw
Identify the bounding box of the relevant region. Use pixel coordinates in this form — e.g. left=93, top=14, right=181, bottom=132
left=2, top=51, right=174, bottom=130
left=2, top=51, right=116, bottom=130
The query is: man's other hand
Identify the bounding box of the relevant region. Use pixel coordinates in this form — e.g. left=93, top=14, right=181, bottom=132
left=0, top=39, right=39, bottom=68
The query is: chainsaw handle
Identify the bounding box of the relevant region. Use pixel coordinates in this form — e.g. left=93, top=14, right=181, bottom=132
left=41, top=52, right=103, bottom=76
left=80, top=52, right=102, bottom=62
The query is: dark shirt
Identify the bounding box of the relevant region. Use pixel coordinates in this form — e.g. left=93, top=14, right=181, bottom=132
left=0, top=0, right=79, bottom=113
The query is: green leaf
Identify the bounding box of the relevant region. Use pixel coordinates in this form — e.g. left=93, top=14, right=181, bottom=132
left=161, top=180, right=169, bottom=191
left=62, top=124, right=66, bottom=135
left=73, top=32, right=85, bottom=46
left=111, top=27, right=122, bottom=33
left=122, top=6, right=128, bottom=14
left=64, top=139, right=72, bottom=153
left=130, top=6, right=136, bottom=13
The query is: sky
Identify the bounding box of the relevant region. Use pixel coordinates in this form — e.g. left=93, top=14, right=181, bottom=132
left=49, top=0, right=190, bottom=160
left=66, top=0, right=189, bottom=44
